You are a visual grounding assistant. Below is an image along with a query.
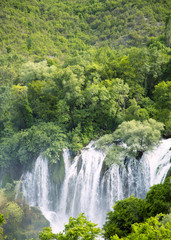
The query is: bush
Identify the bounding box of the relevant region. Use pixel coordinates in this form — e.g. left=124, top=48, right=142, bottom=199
left=0, top=122, right=68, bottom=168
left=111, top=214, right=171, bottom=240
left=39, top=213, right=101, bottom=240
left=145, top=177, right=171, bottom=217
left=103, top=196, right=145, bottom=239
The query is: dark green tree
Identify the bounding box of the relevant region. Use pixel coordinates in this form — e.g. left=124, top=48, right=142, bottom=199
left=153, top=81, right=171, bottom=136
left=145, top=177, right=171, bottom=218
left=111, top=214, right=171, bottom=240
left=0, top=213, right=4, bottom=240
left=11, top=85, right=33, bottom=130
left=103, top=196, right=145, bottom=239
left=165, top=14, right=171, bottom=47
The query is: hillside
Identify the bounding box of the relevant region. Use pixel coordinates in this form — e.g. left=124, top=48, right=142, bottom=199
left=0, top=0, right=171, bottom=57
left=0, top=0, right=171, bottom=166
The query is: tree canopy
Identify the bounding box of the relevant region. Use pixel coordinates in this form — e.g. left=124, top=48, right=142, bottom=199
left=39, top=213, right=101, bottom=240
left=111, top=214, right=171, bottom=240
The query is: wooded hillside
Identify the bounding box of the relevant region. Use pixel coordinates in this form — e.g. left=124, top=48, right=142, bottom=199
left=0, top=0, right=171, bottom=168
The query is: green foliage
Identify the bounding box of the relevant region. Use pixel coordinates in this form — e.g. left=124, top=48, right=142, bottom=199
left=19, top=61, right=56, bottom=85
left=1, top=173, right=13, bottom=189
left=96, top=135, right=124, bottom=166
left=103, top=196, right=145, bottom=239
left=125, top=98, right=149, bottom=121
left=0, top=84, right=12, bottom=133
left=4, top=201, right=23, bottom=223
left=11, top=84, right=33, bottom=130
left=68, top=124, right=85, bottom=153
left=111, top=214, right=171, bottom=240
left=95, top=134, right=114, bottom=150
left=96, top=118, right=164, bottom=166
left=0, top=0, right=170, bottom=56
left=161, top=213, right=171, bottom=225
left=0, top=213, right=4, bottom=240
left=0, top=187, right=49, bottom=240
left=39, top=227, right=56, bottom=240
left=0, top=122, right=68, bottom=168
left=104, top=145, right=124, bottom=166
left=113, top=119, right=164, bottom=157
left=103, top=178, right=171, bottom=239
left=82, top=78, right=129, bottom=131
left=0, top=0, right=170, bottom=238
left=145, top=177, right=171, bottom=217
left=166, top=14, right=171, bottom=47
left=0, top=214, right=3, bottom=226
left=27, top=79, right=58, bottom=122
left=3, top=201, right=24, bottom=239
left=153, top=81, right=171, bottom=136
left=0, top=0, right=170, bottom=155
left=39, top=213, right=101, bottom=240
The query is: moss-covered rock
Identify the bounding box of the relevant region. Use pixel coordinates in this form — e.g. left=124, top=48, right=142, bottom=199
left=1, top=172, right=13, bottom=188
left=166, top=167, right=171, bottom=178
left=51, top=154, right=65, bottom=185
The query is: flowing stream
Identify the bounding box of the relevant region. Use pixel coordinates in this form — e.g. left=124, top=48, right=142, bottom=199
left=18, top=138, right=171, bottom=232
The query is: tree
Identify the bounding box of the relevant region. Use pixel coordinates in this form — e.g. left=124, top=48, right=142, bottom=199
left=39, top=213, right=101, bottom=240
left=0, top=214, right=3, bottom=226
left=39, top=227, right=56, bottom=240
left=0, top=122, right=67, bottom=168
left=165, top=14, right=171, bottom=47
left=0, top=85, right=12, bottom=133
left=54, top=66, right=85, bottom=129
left=153, top=81, right=171, bottom=136
left=84, top=78, right=129, bottom=131
left=11, top=85, right=33, bottom=130
left=153, top=81, right=171, bottom=112
left=19, top=61, right=56, bottom=85
left=145, top=177, right=171, bottom=218
left=0, top=213, right=4, bottom=240
left=96, top=118, right=164, bottom=166
left=3, top=201, right=24, bottom=239
left=27, top=79, right=57, bottom=121
left=113, top=119, right=164, bottom=157
left=125, top=98, right=149, bottom=121
left=103, top=196, right=145, bottom=239
left=111, top=214, right=171, bottom=240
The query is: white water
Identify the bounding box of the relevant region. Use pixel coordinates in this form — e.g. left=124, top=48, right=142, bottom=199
left=18, top=138, right=171, bottom=232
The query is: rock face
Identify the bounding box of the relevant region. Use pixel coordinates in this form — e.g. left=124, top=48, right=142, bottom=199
left=17, top=139, right=171, bottom=232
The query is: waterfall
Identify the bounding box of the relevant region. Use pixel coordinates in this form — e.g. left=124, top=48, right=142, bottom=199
left=18, top=138, right=171, bottom=232
left=20, top=156, right=59, bottom=230
left=21, top=156, right=49, bottom=209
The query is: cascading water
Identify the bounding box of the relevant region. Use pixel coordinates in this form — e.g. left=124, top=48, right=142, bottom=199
left=18, top=138, right=171, bottom=233
left=19, top=156, right=59, bottom=230
left=21, top=156, right=49, bottom=209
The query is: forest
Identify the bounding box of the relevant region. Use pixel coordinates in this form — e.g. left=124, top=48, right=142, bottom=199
left=0, top=0, right=171, bottom=239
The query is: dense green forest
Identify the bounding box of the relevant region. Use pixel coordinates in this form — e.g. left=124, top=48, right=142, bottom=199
left=0, top=0, right=171, bottom=239
left=0, top=0, right=171, bottom=168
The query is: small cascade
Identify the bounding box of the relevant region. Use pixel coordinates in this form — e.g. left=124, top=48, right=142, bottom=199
left=144, top=139, right=171, bottom=185
left=18, top=138, right=171, bottom=233
left=21, top=156, right=49, bottom=209
left=20, top=155, right=58, bottom=229
left=53, top=142, right=106, bottom=232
